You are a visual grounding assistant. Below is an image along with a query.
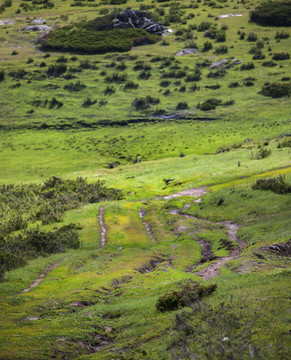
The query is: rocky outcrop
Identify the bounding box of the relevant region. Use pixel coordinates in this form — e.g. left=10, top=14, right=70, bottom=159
left=113, top=9, right=165, bottom=35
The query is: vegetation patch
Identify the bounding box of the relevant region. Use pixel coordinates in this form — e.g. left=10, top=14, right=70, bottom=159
left=156, top=280, right=217, bottom=312
left=250, top=0, right=291, bottom=27
left=41, top=13, right=160, bottom=54
left=259, top=82, right=291, bottom=98
left=252, top=175, right=291, bottom=194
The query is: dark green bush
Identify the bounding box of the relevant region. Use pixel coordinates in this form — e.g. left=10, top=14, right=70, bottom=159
left=47, top=64, right=67, bottom=77
left=247, top=32, right=258, bottom=41
left=272, top=52, right=290, bottom=60
left=252, top=175, right=291, bottom=194
left=277, top=138, right=291, bottom=148
left=199, top=98, right=222, bottom=111
left=132, top=96, right=160, bottom=110
left=202, top=40, right=212, bottom=52
left=250, top=148, right=272, bottom=159
left=0, top=70, right=5, bottom=82
left=43, top=23, right=159, bottom=54
left=156, top=281, right=217, bottom=312
left=176, top=101, right=189, bottom=110
left=64, top=81, right=86, bottom=91
left=275, top=30, right=289, bottom=39
left=240, top=62, right=255, bottom=70
left=259, top=82, right=291, bottom=98
left=250, top=0, right=291, bottom=26
left=214, top=45, right=228, bottom=54
left=82, top=98, right=97, bottom=107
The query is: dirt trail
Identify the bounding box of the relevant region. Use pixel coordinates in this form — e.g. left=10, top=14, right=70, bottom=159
left=98, top=206, right=107, bottom=248
left=139, top=208, right=156, bottom=243
left=162, top=187, right=207, bottom=200
left=22, top=263, right=58, bottom=293
left=169, top=209, right=245, bottom=280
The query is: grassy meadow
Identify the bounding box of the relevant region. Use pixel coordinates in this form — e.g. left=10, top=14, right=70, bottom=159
left=0, top=0, right=291, bottom=359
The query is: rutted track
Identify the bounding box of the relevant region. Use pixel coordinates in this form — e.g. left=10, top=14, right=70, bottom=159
left=169, top=208, right=245, bottom=280
left=98, top=205, right=107, bottom=248
left=22, top=263, right=58, bottom=293
left=139, top=208, right=156, bottom=243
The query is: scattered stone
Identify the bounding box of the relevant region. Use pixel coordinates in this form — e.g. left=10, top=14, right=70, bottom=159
left=26, top=316, right=40, bottom=321
left=176, top=48, right=198, bottom=56
left=0, top=19, right=15, bottom=25
left=170, top=244, right=180, bottom=249
left=113, top=9, right=165, bottom=35
left=210, top=58, right=242, bottom=69
left=23, top=25, right=53, bottom=32
left=31, top=18, right=46, bottom=24
left=218, top=14, right=243, bottom=18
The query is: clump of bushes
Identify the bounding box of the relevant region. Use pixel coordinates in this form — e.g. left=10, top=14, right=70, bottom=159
left=272, top=52, right=290, bottom=60
left=64, top=81, right=86, bottom=91
left=240, top=62, right=255, bottom=71
left=250, top=148, right=272, bottom=160
left=259, top=82, right=291, bottom=98
left=42, top=14, right=160, bottom=54
left=275, top=31, right=289, bottom=39
left=252, top=175, right=291, bottom=194
left=156, top=281, right=217, bottom=312
left=132, top=96, right=160, bottom=110
left=0, top=177, right=122, bottom=280
left=198, top=98, right=222, bottom=111
left=82, top=98, right=97, bottom=107
left=250, top=0, right=291, bottom=27
left=214, top=45, right=228, bottom=54
left=176, top=101, right=189, bottom=110
left=277, top=138, right=291, bottom=148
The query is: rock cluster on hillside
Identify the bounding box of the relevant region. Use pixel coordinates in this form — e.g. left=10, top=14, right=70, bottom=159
left=113, top=9, right=165, bottom=35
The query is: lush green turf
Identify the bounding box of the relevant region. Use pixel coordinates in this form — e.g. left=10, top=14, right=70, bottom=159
left=0, top=0, right=291, bottom=359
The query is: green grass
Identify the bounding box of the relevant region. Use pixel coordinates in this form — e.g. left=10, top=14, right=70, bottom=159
left=0, top=0, right=291, bottom=359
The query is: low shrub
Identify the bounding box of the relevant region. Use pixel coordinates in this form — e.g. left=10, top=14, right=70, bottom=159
left=214, top=45, right=228, bottom=54
left=82, top=98, right=97, bottom=107
left=240, top=62, right=255, bottom=70
left=247, top=32, right=258, bottom=42
left=47, top=64, right=67, bottom=77
left=156, top=281, right=217, bottom=312
left=64, top=81, right=86, bottom=91
left=123, top=81, right=139, bottom=90
left=198, top=98, right=222, bottom=111
left=262, top=60, right=277, bottom=67
left=250, top=148, right=272, bottom=159
left=0, top=70, right=5, bottom=82
left=259, top=82, right=291, bottom=98
left=105, top=72, right=127, bottom=83
left=132, top=96, right=160, bottom=110
left=176, top=101, right=188, bottom=110
left=202, top=40, right=212, bottom=52
left=275, top=31, right=289, bottom=39
left=272, top=52, right=290, bottom=60
left=252, top=175, right=291, bottom=194
left=277, top=138, right=291, bottom=148
left=104, top=85, right=116, bottom=95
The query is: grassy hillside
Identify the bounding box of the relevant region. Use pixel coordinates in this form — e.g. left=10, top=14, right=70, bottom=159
left=0, top=0, right=290, bottom=359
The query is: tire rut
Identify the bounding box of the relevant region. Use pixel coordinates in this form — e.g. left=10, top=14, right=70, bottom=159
left=139, top=208, right=156, bottom=243
left=169, top=209, right=246, bottom=280
left=98, top=205, right=107, bottom=248
left=22, top=263, right=58, bottom=293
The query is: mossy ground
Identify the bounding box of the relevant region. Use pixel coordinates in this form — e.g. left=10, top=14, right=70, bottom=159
left=0, top=0, right=291, bottom=359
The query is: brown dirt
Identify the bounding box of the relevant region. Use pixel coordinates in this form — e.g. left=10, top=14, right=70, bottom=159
left=22, top=263, right=58, bottom=293
left=98, top=205, right=106, bottom=248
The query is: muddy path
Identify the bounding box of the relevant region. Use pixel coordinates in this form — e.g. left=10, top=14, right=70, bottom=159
left=22, top=263, right=58, bottom=293
left=98, top=205, right=107, bottom=248
left=169, top=208, right=245, bottom=280
left=139, top=208, right=156, bottom=243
